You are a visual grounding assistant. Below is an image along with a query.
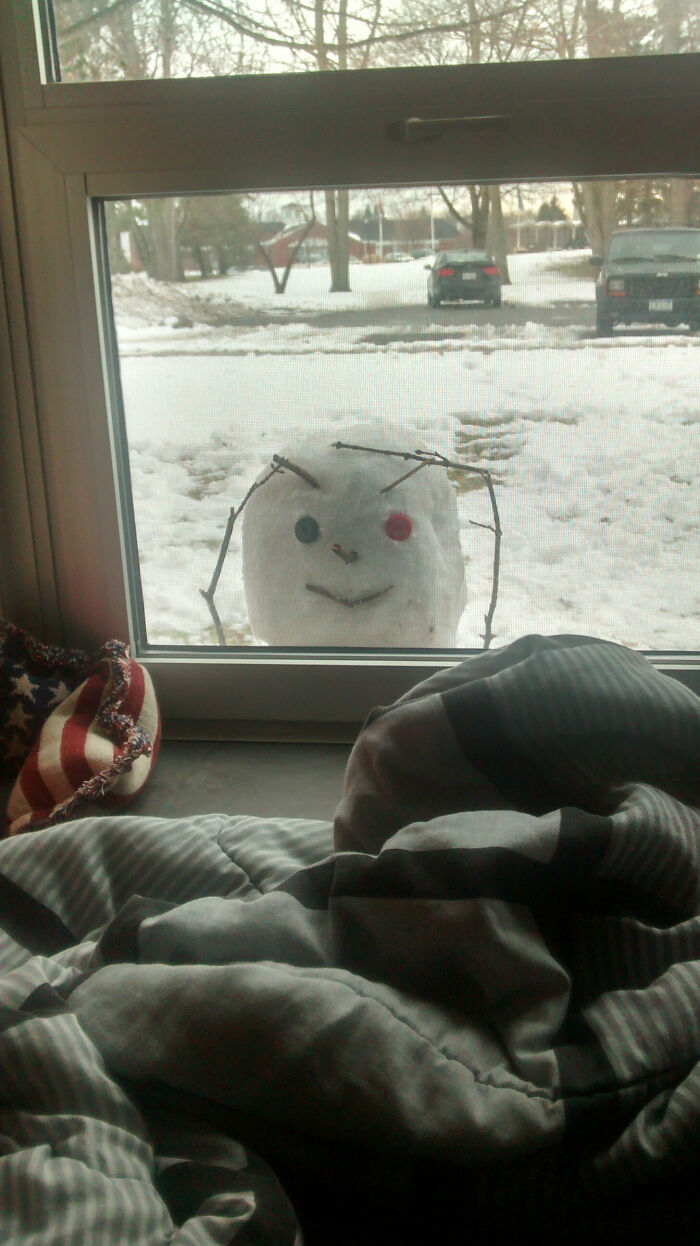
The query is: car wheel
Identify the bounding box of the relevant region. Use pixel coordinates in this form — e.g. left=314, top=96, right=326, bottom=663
left=596, top=308, right=614, bottom=336
left=429, top=295, right=441, bottom=308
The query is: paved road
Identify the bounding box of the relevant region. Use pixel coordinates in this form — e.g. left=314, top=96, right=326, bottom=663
left=229, top=298, right=696, bottom=340
left=226, top=292, right=590, bottom=328
left=223, top=296, right=597, bottom=335
left=294, top=297, right=595, bottom=333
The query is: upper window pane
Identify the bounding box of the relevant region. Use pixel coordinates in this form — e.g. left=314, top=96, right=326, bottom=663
left=46, top=1, right=700, bottom=83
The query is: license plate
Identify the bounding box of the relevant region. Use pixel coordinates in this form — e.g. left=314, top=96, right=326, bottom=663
left=461, top=272, right=477, bottom=280
left=649, top=298, right=673, bottom=311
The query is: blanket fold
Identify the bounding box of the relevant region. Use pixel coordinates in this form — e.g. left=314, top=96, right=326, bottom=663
left=1, top=635, right=699, bottom=1242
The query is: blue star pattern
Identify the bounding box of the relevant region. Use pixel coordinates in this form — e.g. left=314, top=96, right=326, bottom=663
left=1, top=622, right=88, bottom=776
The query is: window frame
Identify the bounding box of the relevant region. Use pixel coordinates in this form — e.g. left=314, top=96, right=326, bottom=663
left=1, top=2, right=698, bottom=736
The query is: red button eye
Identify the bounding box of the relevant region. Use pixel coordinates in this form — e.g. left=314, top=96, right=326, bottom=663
left=384, top=512, right=413, bottom=542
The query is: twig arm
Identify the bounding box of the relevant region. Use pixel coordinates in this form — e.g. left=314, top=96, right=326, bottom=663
left=200, top=465, right=281, bottom=645
left=199, top=588, right=227, bottom=646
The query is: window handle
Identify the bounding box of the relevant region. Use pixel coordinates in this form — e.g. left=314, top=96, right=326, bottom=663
left=386, top=115, right=510, bottom=144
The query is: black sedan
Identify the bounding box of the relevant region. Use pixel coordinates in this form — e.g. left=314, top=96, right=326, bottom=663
left=427, top=250, right=502, bottom=308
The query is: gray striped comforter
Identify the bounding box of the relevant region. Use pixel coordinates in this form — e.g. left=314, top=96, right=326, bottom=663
left=1, top=635, right=699, bottom=1242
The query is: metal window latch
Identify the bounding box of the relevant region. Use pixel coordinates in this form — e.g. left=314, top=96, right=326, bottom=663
left=386, top=115, right=510, bottom=144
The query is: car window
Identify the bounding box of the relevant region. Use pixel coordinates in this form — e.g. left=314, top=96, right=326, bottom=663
left=607, top=230, right=700, bottom=262
left=448, top=251, right=491, bottom=262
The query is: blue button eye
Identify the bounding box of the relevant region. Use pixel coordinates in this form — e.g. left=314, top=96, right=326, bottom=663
left=294, top=515, right=320, bottom=544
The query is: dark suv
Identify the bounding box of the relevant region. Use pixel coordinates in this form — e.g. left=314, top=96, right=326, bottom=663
left=591, top=227, right=700, bottom=336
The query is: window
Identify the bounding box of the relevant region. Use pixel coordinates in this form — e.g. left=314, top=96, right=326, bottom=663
left=104, top=181, right=698, bottom=660
left=46, top=0, right=700, bottom=82
left=1, top=2, right=698, bottom=734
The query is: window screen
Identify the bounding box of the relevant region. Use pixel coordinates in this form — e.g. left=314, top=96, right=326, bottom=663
left=102, top=178, right=700, bottom=659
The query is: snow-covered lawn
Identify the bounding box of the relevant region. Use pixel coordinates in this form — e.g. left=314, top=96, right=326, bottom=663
left=114, top=252, right=699, bottom=652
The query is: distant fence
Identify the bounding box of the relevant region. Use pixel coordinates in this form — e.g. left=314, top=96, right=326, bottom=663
left=506, top=219, right=587, bottom=252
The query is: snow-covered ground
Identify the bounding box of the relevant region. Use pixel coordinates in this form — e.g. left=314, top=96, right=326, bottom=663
left=115, top=250, right=594, bottom=356
left=114, top=252, right=699, bottom=652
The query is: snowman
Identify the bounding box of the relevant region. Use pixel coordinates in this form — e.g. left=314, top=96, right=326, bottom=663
left=241, top=426, right=467, bottom=648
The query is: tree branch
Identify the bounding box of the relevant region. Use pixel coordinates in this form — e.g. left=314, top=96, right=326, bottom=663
left=200, top=463, right=281, bottom=631
left=256, top=192, right=316, bottom=293
left=180, top=0, right=537, bottom=58
left=436, top=185, right=472, bottom=233
left=58, top=0, right=140, bottom=39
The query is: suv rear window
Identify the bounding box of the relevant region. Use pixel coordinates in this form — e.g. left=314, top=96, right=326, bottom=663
left=607, top=230, right=700, bottom=261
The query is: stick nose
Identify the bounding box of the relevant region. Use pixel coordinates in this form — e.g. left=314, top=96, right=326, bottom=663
left=331, top=543, right=359, bottom=564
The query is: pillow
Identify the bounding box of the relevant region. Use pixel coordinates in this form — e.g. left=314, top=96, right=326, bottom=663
left=1, top=621, right=160, bottom=835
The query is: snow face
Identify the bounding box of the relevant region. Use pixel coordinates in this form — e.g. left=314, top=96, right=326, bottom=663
left=241, top=426, right=467, bottom=646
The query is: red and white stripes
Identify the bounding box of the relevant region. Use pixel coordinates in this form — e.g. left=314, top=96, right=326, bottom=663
left=6, top=649, right=160, bottom=835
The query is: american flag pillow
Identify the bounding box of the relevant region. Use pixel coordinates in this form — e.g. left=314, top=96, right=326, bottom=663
left=2, top=623, right=160, bottom=836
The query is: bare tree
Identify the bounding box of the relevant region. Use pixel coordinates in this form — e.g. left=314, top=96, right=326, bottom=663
left=55, top=0, right=700, bottom=273
left=97, top=1, right=537, bottom=290
left=435, top=185, right=512, bottom=282
left=256, top=195, right=317, bottom=292
left=535, top=0, right=700, bottom=252
left=55, top=1, right=260, bottom=279
left=438, top=185, right=487, bottom=247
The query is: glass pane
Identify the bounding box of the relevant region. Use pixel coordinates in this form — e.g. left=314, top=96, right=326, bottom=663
left=103, top=178, right=700, bottom=653
left=48, top=1, right=700, bottom=83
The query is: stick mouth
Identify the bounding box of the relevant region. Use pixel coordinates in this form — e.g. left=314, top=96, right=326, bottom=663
left=305, top=584, right=393, bottom=608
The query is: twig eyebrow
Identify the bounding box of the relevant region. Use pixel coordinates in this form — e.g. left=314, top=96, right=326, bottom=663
left=381, top=461, right=430, bottom=493
left=331, top=440, right=430, bottom=494
left=272, top=454, right=320, bottom=488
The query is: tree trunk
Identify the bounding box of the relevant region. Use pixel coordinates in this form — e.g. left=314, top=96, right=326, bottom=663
left=486, top=186, right=511, bottom=284
left=657, top=0, right=683, bottom=54
left=147, top=199, right=184, bottom=281
left=657, top=3, right=686, bottom=225
left=257, top=243, right=285, bottom=293
left=106, top=213, right=130, bottom=274
left=257, top=196, right=317, bottom=293
left=194, top=245, right=209, bottom=277
left=469, top=187, right=490, bottom=247
left=325, top=189, right=350, bottom=292
left=315, top=0, right=351, bottom=292
left=159, top=0, right=177, bottom=76
left=584, top=0, right=610, bottom=58
left=667, top=178, right=694, bottom=225
left=107, top=1, right=184, bottom=282
left=576, top=181, right=619, bottom=256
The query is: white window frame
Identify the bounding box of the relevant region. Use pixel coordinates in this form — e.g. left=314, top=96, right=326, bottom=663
left=1, top=3, right=698, bottom=736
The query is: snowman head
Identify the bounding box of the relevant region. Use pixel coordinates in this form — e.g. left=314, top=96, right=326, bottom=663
left=241, top=427, right=467, bottom=648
